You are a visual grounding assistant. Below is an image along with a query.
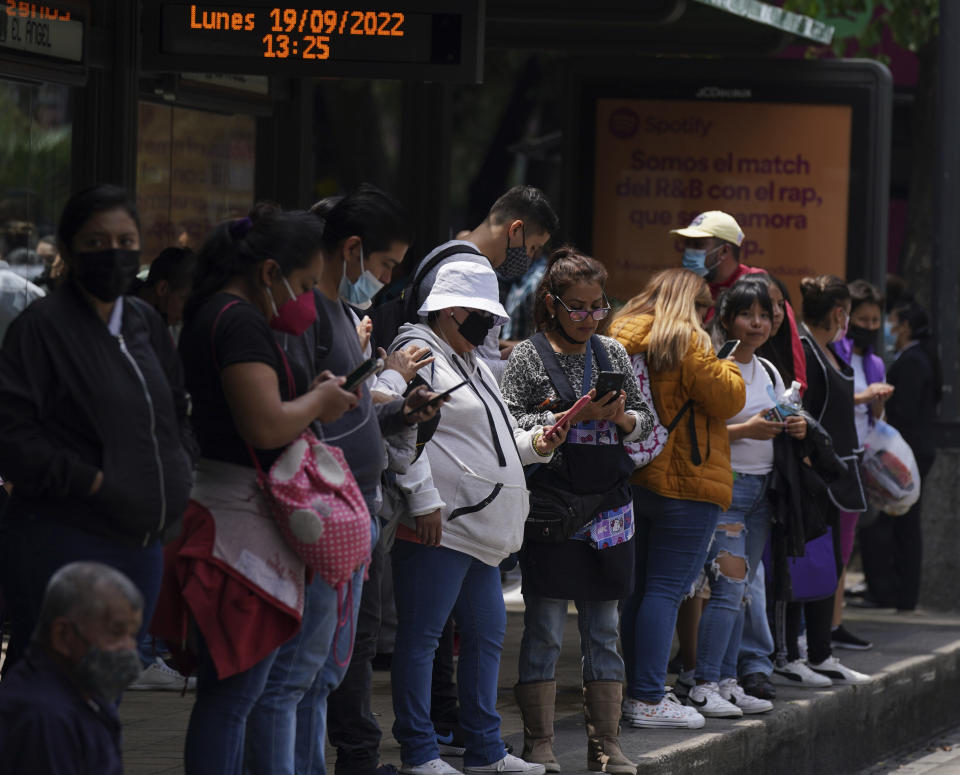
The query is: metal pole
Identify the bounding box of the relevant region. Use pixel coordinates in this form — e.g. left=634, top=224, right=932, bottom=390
left=936, top=0, right=959, bottom=422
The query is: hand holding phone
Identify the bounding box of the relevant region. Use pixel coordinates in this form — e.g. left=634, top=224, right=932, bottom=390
left=717, top=339, right=741, bottom=360
left=543, top=394, right=593, bottom=440
left=593, top=371, right=625, bottom=406
left=342, top=357, right=384, bottom=392
left=407, top=379, right=468, bottom=412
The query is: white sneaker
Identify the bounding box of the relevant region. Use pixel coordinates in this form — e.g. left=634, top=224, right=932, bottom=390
left=400, top=759, right=464, bottom=775
left=807, top=656, right=871, bottom=686
left=129, top=657, right=197, bottom=691
left=686, top=682, right=743, bottom=718
left=771, top=659, right=832, bottom=688
left=463, top=754, right=545, bottom=774
left=621, top=693, right=706, bottom=728
left=718, top=678, right=774, bottom=714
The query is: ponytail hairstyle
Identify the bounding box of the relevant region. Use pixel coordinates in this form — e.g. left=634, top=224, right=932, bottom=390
left=184, top=206, right=325, bottom=323
left=892, top=301, right=942, bottom=403
left=800, top=274, right=850, bottom=327
left=610, top=268, right=712, bottom=372
left=533, top=246, right=608, bottom=332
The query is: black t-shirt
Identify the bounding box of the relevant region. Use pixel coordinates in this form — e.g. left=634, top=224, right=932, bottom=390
left=179, top=292, right=307, bottom=469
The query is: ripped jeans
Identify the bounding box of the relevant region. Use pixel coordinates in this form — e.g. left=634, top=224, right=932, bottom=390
left=695, top=473, right=772, bottom=684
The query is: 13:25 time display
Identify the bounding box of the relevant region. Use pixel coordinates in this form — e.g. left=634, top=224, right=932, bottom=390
left=262, top=32, right=328, bottom=58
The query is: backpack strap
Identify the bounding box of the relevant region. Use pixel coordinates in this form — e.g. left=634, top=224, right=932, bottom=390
left=758, top=356, right=778, bottom=388
left=589, top=335, right=614, bottom=373
left=412, top=244, right=484, bottom=289
left=665, top=400, right=700, bottom=466
left=530, top=332, right=577, bottom=402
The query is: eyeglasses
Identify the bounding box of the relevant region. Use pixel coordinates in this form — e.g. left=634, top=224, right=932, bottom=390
left=551, top=292, right=611, bottom=322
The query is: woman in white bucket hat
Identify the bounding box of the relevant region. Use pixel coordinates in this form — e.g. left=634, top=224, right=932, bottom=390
left=386, top=261, right=565, bottom=775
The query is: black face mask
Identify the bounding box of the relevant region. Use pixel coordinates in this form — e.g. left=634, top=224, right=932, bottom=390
left=457, top=310, right=495, bottom=347
left=847, top=323, right=879, bottom=351
left=72, top=248, right=141, bottom=302
left=498, top=228, right=530, bottom=280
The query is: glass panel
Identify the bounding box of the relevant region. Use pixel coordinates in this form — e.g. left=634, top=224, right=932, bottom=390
left=137, top=102, right=256, bottom=260
left=0, top=79, right=72, bottom=281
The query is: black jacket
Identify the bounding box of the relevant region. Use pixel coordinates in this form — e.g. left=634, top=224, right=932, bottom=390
left=886, top=344, right=938, bottom=471
left=0, top=283, right=193, bottom=545
left=0, top=646, right=122, bottom=775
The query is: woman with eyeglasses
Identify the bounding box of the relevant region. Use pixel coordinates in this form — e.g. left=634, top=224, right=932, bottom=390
left=501, top=247, right=653, bottom=775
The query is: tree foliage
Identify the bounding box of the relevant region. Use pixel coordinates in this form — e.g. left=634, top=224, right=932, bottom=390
left=783, top=0, right=937, bottom=58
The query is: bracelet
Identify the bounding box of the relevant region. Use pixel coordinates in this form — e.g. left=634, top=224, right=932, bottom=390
left=532, top=430, right=552, bottom=458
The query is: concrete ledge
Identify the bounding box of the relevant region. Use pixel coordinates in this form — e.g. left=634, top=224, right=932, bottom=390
left=118, top=608, right=960, bottom=775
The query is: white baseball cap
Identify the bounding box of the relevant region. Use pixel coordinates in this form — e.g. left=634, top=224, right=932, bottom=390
left=418, top=261, right=509, bottom=325
left=670, top=211, right=745, bottom=247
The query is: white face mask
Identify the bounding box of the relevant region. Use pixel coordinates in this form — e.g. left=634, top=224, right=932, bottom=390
left=338, top=245, right=384, bottom=310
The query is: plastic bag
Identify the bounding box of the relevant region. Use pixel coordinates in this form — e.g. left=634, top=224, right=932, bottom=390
left=861, top=420, right=920, bottom=516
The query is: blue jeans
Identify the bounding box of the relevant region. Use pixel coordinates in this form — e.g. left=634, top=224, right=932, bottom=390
left=695, top=473, right=772, bottom=683
left=738, top=562, right=775, bottom=677
left=518, top=595, right=624, bottom=684
left=245, top=520, right=373, bottom=775
left=391, top=540, right=507, bottom=768
left=185, top=638, right=278, bottom=775
left=621, top=487, right=717, bottom=702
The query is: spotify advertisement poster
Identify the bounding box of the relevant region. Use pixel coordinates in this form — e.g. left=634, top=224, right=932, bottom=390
left=591, top=98, right=853, bottom=305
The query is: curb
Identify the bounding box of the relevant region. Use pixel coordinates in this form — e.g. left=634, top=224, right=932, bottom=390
left=622, top=639, right=960, bottom=774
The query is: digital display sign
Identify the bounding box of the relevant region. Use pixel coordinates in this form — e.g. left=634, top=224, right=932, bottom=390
left=0, top=2, right=84, bottom=62
left=141, top=2, right=483, bottom=83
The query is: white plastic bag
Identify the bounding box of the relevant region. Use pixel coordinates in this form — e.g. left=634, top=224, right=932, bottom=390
left=861, top=420, right=920, bottom=516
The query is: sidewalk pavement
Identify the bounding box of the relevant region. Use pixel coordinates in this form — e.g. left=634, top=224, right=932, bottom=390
left=120, top=599, right=960, bottom=775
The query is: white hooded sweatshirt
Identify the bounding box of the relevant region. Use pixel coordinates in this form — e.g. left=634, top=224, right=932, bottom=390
left=390, top=322, right=550, bottom=566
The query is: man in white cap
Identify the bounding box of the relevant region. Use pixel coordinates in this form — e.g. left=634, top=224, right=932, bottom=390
left=671, top=209, right=746, bottom=285
left=671, top=210, right=806, bottom=387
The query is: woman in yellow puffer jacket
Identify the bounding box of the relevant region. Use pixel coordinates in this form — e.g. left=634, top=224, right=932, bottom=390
left=610, top=268, right=745, bottom=730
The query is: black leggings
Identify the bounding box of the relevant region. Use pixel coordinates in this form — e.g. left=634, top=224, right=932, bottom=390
left=773, top=595, right=835, bottom=665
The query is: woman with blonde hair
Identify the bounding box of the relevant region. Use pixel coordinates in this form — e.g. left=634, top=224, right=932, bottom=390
left=610, top=268, right=745, bottom=729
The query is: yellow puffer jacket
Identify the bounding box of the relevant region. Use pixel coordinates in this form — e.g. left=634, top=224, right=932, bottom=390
left=614, top=314, right=746, bottom=510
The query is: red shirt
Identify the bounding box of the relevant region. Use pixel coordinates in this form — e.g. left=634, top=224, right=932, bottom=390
left=710, top=263, right=808, bottom=392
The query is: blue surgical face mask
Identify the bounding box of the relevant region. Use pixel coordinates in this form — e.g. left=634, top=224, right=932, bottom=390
left=338, top=245, right=384, bottom=310
left=681, top=245, right=723, bottom=278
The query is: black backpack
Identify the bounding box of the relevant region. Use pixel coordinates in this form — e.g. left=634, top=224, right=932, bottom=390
left=368, top=243, right=484, bottom=353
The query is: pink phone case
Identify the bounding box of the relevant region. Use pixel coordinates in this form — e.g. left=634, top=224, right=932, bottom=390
left=544, top=394, right=593, bottom=439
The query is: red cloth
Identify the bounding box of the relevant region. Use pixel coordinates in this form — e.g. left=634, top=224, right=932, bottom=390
left=150, top=501, right=303, bottom=680
left=709, top=263, right=808, bottom=392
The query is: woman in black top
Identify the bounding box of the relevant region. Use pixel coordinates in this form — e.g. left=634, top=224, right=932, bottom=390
left=860, top=302, right=940, bottom=610
left=0, top=185, right=194, bottom=675
left=177, top=210, right=359, bottom=775
left=775, top=275, right=870, bottom=688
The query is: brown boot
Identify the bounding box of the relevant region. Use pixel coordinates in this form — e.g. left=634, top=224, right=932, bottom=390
left=583, top=681, right=637, bottom=774
left=514, top=680, right=561, bottom=773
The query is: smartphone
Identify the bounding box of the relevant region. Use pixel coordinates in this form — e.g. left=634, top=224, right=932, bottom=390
left=409, top=379, right=468, bottom=411
left=594, top=371, right=625, bottom=405
left=543, top=394, right=593, bottom=440
left=342, top=357, right=383, bottom=392
left=763, top=407, right=782, bottom=422
left=717, top=339, right=741, bottom=359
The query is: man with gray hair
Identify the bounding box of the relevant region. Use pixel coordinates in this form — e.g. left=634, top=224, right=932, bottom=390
left=0, top=561, right=143, bottom=774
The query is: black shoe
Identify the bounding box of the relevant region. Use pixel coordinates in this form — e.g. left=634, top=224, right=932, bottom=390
left=740, top=672, right=777, bottom=700
left=831, top=624, right=873, bottom=651
left=375, top=766, right=400, bottom=775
